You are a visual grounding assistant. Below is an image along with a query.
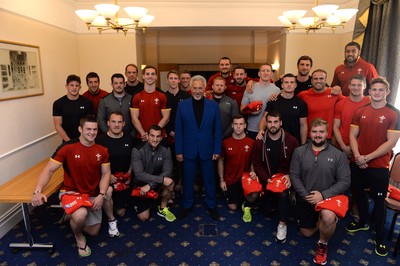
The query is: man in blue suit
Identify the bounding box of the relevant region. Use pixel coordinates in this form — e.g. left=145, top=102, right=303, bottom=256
left=175, top=75, right=223, bottom=220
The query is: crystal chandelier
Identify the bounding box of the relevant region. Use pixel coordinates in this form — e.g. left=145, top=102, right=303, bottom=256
left=75, top=0, right=154, bottom=35
left=278, top=0, right=358, bottom=33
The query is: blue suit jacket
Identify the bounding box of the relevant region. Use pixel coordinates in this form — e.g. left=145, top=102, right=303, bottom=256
left=175, top=98, right=222, bottom=160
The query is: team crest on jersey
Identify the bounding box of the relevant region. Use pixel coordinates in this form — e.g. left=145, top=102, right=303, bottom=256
left=96, top=153, right=102, bottom=162
left=244, top=145, right=249, bottom=152
left=357, top=68, right=363, bottom=74
left=154, top=98, right=160, bottom=105
left=379, top=115, right=386, bottom=123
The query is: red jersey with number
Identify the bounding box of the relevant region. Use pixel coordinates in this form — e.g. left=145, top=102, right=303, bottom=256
left=334, top=96, right=370, bottom=145
left=52, top=139, right=110, bottom=196
left=351, top=103, right=400, bottom=168
left=221, top=137, right=254, bottom=185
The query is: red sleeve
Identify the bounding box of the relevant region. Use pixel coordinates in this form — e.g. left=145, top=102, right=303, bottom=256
left=131, top=93, right=140, bottom=108
left=331, top=66, right=341, bottom=87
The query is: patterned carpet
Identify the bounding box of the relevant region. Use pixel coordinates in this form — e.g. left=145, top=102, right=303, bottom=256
left=0, top=193, right=399, bottom=265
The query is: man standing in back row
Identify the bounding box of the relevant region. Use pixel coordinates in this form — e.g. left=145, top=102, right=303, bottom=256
left=331, top=41, right=378, bottom=96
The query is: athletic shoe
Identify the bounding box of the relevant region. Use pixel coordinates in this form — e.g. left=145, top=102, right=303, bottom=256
left=242, top=203, right=252, bottom=223
left=108, top=220, right=120, bottom=238
left=345, top=221, right=369, bottom=233
left=374, top=241, right=388, bottom=256
left=157, top=206, right=176, bottom=222
left=275, top=224, right=287, bottom=243
left=313, top=242, right=328, bottom=265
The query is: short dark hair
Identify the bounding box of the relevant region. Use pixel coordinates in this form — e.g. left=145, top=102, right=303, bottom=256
left=125, top=64, right=139, bottom=73
left=297, top=55, right=313, bottom=67
left=108, top=111, right=124, bottom=121
left=79, top=114, right=97, bottom=127
left=180, top=70, right=191, bottom=77
left=370, top=76, right=390, bottom=90
left=147, top=124, right=162, bottom=134
left=111, top=73, right=125, bottom=83
left=266, top=110, right=282, bottom=121
left=143, top=65, right=158, bottom=75
left=349, top=74, right=367, bottom=86
left=345, top=41, right=361, bottom=51
left=219, top=57, right=231, bottom=64
left=233, top=66, right=246, bottom=73
left=231, top=114, right=246, bottom=124
left=282, top=73, right=296, bottom=81
left=86, top=72, right=99, bottom=84
left=66, top=74, right=81, bottom=85
left=167, top=70, right=179, bottom=79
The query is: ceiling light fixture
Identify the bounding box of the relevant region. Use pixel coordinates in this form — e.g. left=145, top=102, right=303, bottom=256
left=75, top=0, right=154, bottom=35
left=278, top=0, right=358, bottom=33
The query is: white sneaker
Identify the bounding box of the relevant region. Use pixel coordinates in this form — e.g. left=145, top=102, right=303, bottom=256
left=108, top=220, right=120, bottom=238
left=275, top=224, right=287, bottom=243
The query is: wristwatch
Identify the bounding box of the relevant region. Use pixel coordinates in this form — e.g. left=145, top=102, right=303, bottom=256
left=99, top=192, right=107, bottom=200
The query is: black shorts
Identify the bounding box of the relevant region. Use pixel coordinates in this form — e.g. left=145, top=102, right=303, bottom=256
left=112, top=189, right=132, bottom=209
left=296, top=198, right=319, bottom=229
left=222, top=181, right=243, bottom=205
left=132, top=196, right=158, bottom=214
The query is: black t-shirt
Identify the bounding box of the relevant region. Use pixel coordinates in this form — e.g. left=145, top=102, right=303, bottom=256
left=52, top=95, right=94, bottom=139
left=96, top=133, right=133, bottom=174
left=165, top=90, right=191, bottom=134
left=265, top=95, right=308, bottom=143
left=265, top=135, right=282, bottom=175
left=125, top=81, right=144, bottom=98
left=274, top=76, right=313, bottom=95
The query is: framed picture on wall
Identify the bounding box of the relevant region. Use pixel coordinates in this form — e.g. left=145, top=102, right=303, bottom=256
left=0, top=40, right=44, bottom=101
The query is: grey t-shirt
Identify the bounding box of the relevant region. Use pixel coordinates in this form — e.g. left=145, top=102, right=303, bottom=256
left=241, top=82, right=280, bottom=132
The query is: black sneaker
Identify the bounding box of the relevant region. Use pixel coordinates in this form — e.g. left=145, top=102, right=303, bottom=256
left=374, top=241, right=388, bottom=256
left=207, top=208, right=220, bottom=221
left=345, top=221, right=369, bottom=233
left=178, top=208, right=192, bottom=220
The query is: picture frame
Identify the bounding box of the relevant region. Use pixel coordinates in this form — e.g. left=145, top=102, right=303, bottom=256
left=0, top=40, right=44, bottom=101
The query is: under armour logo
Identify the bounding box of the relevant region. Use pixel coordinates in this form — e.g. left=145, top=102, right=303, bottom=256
left=140, top=99, right=145, bottom=103
left=327, top=158, right=333, bottom=162
left=361, top=116, right=366, bottom=119
left=327, top=95, right=332, bottom=98
left=293, top=106, right=298, bottom=109
left=157, top=157, right=163, bottom=161
left=80, top=106, right=85, bottom=109
left=336, top=199, right=342, bottom=207
left=125, top=144, right=129, bottom=147
left=228, top=147, right=233, bottom=151
left=75, top=155, right=80, bottom=159
left=267, top=148, right=271, bottom=151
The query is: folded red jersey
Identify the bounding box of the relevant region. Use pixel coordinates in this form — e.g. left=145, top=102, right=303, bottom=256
left=315, top=195, right=349, bottom=218
left=113, top=172, right=131, bottom=192
left=131, top=187, right=159, bottom=199
left=241, top=101, right=263, bottom=114
left=266, top=173, right=288, bottom=193
left=61, top=192, right=93, bottom=215
left=241, top=172, right=262, bottom=197
left=389, top=185, right=400, bottom=201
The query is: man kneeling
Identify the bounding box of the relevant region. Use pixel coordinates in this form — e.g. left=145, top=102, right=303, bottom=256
left=31, top=115, right=111, bottom=257
left=290, top=118, right=350, bottom=265
left=131, top=125, right=176, bottom=222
